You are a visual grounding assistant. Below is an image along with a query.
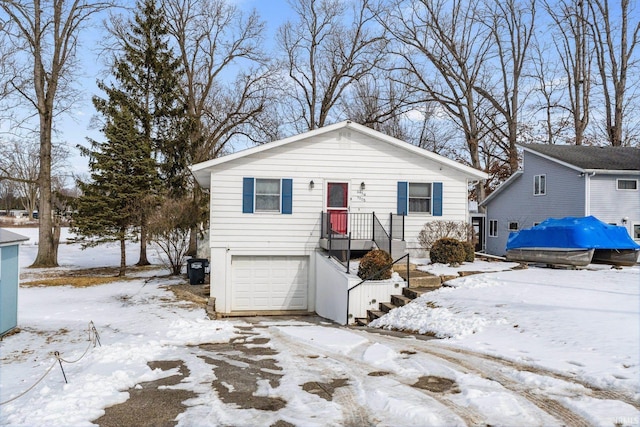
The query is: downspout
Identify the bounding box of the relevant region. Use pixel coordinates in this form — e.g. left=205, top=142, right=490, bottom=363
left=583, top=171, right=596, bottom=216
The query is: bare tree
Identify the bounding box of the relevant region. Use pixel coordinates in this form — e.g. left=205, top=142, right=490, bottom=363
left=0, top=0, right=111, bottom=267
left=162, top=0, right=272, bottom=255
left=587, top=0, right=640, bottom=146
left=0, top=138, right=69, bottom=221
left=473, top=0, right=536, bottom=173
left=340, top=72, right=422, bottom=138
left=527, top=37, right=574, bottom=144
left=278, top=0, right=388, bottom=132
left=381, top=0, right=492, bottom=200
left=544, top=0, right=593, bottom=145
left=163, top=0, right=273, bottom=162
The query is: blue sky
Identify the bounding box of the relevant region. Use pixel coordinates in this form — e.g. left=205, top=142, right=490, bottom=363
left=61, top=0, right=295, bottom=178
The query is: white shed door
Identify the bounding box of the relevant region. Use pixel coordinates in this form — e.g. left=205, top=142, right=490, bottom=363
left=232, top=256, right=308, bottom=311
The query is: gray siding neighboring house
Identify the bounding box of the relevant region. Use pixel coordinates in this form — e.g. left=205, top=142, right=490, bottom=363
left=481, top=144, right=640, bottom=256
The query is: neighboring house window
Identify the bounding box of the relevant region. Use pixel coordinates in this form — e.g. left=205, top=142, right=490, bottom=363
left=634, top=224, right=640, bottom=241
left=534, top=174, right=546, bottom=195
left=509, top=222, right=518, bottom=231
left=489, top=220, right=498, bottom=237
left=242, top=177, right=293, bottom=214
left=617, top=179, right=638, bottom=190
left=397, top=182, right=443, bottom=216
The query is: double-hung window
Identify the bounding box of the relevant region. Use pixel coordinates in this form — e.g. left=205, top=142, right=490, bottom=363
left=255, top=179, right=281, bottom=212
left=242, top=177, right=293, bottom=214
left=489, top=220, right=498, bottom=237
left=397, top=181, right=443, bottom=216
left=409, top=183, right=432, bottom=214
left=534, top=174, right=546, bottom=196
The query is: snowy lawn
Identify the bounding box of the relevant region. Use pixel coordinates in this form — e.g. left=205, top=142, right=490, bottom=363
left=1, top=227, right=639, bottom=426
left=372, top=260, right=640, bottom=398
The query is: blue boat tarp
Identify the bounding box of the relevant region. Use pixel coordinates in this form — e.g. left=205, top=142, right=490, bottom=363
left=506, top=216, right=640, bottom=251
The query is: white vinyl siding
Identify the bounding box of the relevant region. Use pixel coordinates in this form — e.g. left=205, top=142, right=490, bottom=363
left=207, top=131, right=472, bottom=254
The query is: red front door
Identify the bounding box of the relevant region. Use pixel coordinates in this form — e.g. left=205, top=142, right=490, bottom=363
left=327, top=182, right=348, bottom=234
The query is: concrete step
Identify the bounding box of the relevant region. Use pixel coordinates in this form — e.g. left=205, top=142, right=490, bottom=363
left=354, top=317, right=369, bottom=326
left=379, top=302, right=396, bottom=313
left=367, top=310, right=385, bottom=322
left=391, top=294, right=412, bottom=307
left=407, top=274, right=442, bottom=289
left=402, top=286, right=438, bottom=300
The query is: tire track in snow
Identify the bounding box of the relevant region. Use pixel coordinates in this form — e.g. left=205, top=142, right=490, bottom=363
left=354, top=331, right=630, bottom=426
left=436, top=345, right=640, bottom=409
left=268, top=327, right=484, bottom=426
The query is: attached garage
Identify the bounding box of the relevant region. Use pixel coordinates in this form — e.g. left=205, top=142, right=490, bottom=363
left=231, top=256, right=309, bottom=312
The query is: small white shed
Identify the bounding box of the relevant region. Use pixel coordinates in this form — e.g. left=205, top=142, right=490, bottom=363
left=0, top=229, right=29, bottom=336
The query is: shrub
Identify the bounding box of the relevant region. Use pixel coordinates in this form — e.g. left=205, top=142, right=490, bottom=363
left=357, top=249, right=393, bottom=280
left=429, top=238, right=466, bottom=265
left=462, top=241, right=475, bottom=262
left=418, top=220, right=476, bottom=250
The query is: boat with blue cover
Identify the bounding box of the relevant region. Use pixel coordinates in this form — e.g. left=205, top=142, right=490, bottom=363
left=506, top=216, right=640, bottom=267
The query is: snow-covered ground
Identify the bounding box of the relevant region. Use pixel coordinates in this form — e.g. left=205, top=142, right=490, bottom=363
left=1, top=227, right=639, bottom=426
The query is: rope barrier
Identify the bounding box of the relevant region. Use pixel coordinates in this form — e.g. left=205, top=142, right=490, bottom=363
left=0, top=321, right=102, bottom=406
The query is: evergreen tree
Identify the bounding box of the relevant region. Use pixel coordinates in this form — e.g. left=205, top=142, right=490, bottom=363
left=73, top=0, right=189, bottom=273
left=73, top=105, right=159, bottom=276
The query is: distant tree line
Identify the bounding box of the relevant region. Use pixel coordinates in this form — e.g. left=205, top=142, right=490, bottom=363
left=0, top=0, right=638, bottom=268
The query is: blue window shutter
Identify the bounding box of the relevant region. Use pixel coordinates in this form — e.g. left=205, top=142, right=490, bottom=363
left=397, top=182, right=408, bottom=215
left=282, top=179, right=293, bottom=214
left=433, top=182, right=443, bottom=216
left=242, top=177, right=254, bottom=213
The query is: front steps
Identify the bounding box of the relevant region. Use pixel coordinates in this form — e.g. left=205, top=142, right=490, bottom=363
left=354, top=267, right=486, bottom=326
left=354, top=286, right=437, bottom=326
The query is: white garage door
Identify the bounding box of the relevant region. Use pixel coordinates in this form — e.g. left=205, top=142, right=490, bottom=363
left=231, top=256, right=308, bottom=311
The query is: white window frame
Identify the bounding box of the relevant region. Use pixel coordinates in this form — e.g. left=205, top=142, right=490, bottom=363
left=408, top=182, right=432, bottom=214
left=255, top=178, right=281, bottom=213
left=633, top=224, right=640, bottom=241
left=534, top=174, right=546, bottom=196
left=616, top=179, right=638, bottom=191
left=489, top=220, right=498, bottom=237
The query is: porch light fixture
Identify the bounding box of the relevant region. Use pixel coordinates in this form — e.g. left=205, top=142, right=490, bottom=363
left=309, top=180, right=315, bottom=190
left=622, top=217, right=629, bottom=224
left=360, top=182, right=365, bottom=190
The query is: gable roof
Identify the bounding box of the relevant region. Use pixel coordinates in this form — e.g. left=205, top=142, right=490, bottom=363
left=521, top=144, right=640, bottom=171
left=0, top=229, right=29, bottom=246
left=479, top=171, right=522, bottom=207
left=191, top=121, right=488, bottom=187
left=480, top=144, right=640, bottom=207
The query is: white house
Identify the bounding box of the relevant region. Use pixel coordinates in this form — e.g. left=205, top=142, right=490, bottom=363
left=191, top=121, right=487, bottom=320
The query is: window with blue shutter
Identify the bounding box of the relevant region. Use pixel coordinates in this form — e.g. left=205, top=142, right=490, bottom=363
left=432, top=182, right=443, bottom=216
left=397, top=182, right=408, bottom=215
left=281, top=179, right=292, bottom=214
left=243, top=177, right=293, bottom=214
left=399, top=181, right=443, bottom=215
left=242, top=177, right=254, bottom=213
